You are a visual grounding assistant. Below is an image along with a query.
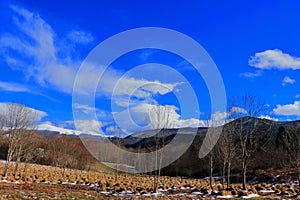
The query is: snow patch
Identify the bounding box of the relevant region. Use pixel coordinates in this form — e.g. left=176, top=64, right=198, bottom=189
left=37, top=122, right=102, bottom=136
left=259, top=189, right=274, bottom=193
left=217, top=195, right=233, bottom=198
left=241, top=194, right=260, bottom=199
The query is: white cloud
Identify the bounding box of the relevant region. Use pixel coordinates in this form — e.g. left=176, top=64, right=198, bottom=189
left=282, top=76, right=296, bottom=86
left=112, top=103, right=207, bottom=134
left=176, top=118, right=206, bottom=128
left=73, top=103, right=107, bottom=119
left=0, top=81, right=30, bottom=92
left=73, top=103, right=96, bottom=115
left=75, top=120, right=103, bottom=135
left=67, top=30, right=94, bottom=44
left=0, top=102, right=47, bottom=121
left=0, top=5, right=93, bottom=93
left=1, top=5, right=181, bottom=99
left=111, top=76, right=180, bottom=99
left=105, top=125, right=118, bottom=133
left=259, top=115, right=279, bottom=121
left=273, top=101, right=300, bottom=116
left=296, top=93, right=300, bottom=99
left=230, top=106, right=247, bottom=114
left=249, top=49, right=300, bottom=70
left=240, top=70, right=263, bottom=78
left=206, top=111, right=228, bottom=127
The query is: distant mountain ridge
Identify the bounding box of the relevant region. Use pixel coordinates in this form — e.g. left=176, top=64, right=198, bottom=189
left=37, top=117, right=300, bottom=141
left=35, top=117, right=300, bottom=177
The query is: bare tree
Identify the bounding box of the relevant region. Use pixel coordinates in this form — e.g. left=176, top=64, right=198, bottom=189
left=230, top=95, right=270, bottom=190
left=215, top=111, right=237, bottom=189
left=203, top=114, right=217, bottom=189
left=149, top=105, right=173, bottom=192
left=276, top=124, right=300, bottom=185
left=0, top=103, right=38, bottom=179
left=21, top=131, right=43, bottom=181
left=13, top=130, right=41, bottom=177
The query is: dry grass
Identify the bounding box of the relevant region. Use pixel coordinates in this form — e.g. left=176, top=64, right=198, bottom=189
left=0, top=162, right=299, bottom=199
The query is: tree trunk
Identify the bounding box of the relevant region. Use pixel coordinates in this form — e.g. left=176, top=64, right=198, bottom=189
left=2, top=162, right=9, bottom=178
left=154, top=137, right=159, bottom=192
left=3, top=149, right=14, bottom=178
left=209, top=153, right=213, bottom=188
left=227, top=162, right=231, bottom=189
left=221, top=160, right=226, bottom=189
left=14, top=144, right=23, bottom=177
left=242, top=160, right=247, bottom=190
left=24, top=162, right=29, bottom=182
left=298, top=167, right=300, bottom=186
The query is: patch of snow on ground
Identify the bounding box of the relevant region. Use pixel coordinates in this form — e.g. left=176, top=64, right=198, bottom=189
left=217, top=195, right=233, bottom=198
left=241, top=194, right=260, bottom=199
left=142, top=193, right=152, bottom=197
left=191, top=191, right=203, bottom=195
left=100, top=191, right=111, bottom=195
left=259, top=189, right=274, bottom=193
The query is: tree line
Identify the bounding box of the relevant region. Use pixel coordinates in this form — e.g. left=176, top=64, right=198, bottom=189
left=161, top=95, right=300, bottom=189
left=0, top=103, right=95, bottom=180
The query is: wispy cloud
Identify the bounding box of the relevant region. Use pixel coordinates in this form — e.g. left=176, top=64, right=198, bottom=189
left=0, top=4, right=200, bottom=136
left=73, top=103, right=106, bottom=117
left=1, top=5, right=182, bottom=100
left=0, top=5, right=93, bottom=93
left=249, top=49, right=300, bottom=70
left=282, top=76, right=296, bottom=86
left=67, top=30, right=94, bottom=44
left=240, top=70, right=263, bottom=78
left=0, top=81, right=30, bottom=92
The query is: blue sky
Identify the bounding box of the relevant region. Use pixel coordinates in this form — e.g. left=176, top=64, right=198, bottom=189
left=0, top=0, right=300, bottom=136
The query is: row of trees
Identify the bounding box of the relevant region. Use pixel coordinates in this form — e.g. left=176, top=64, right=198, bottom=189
left=152, top=95, right=299, bottom=189
left=204, top=95, right=300, bottom=189
left=0, top=103, right=95, bottom=180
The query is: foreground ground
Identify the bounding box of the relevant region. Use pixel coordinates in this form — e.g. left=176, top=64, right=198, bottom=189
left=0, top=162, right=299, bottom=199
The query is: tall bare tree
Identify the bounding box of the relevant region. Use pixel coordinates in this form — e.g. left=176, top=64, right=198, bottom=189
left=149, top=105, right=173, bottom=192
left=230, top=95, right=270, bottom=190
left=215, top=110, right=237, bottom=189
left=202, top=113, right=219, bottom=189
left=0, top=103, right=38, bottom=178
left=13, top=130, right=41, bottom=177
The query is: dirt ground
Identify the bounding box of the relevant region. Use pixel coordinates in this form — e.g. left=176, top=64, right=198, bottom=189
left=0, top=182, right=106, bottom=200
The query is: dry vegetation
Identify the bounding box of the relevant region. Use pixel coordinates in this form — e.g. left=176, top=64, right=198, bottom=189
left=0, top=161, right=299, bottom=199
